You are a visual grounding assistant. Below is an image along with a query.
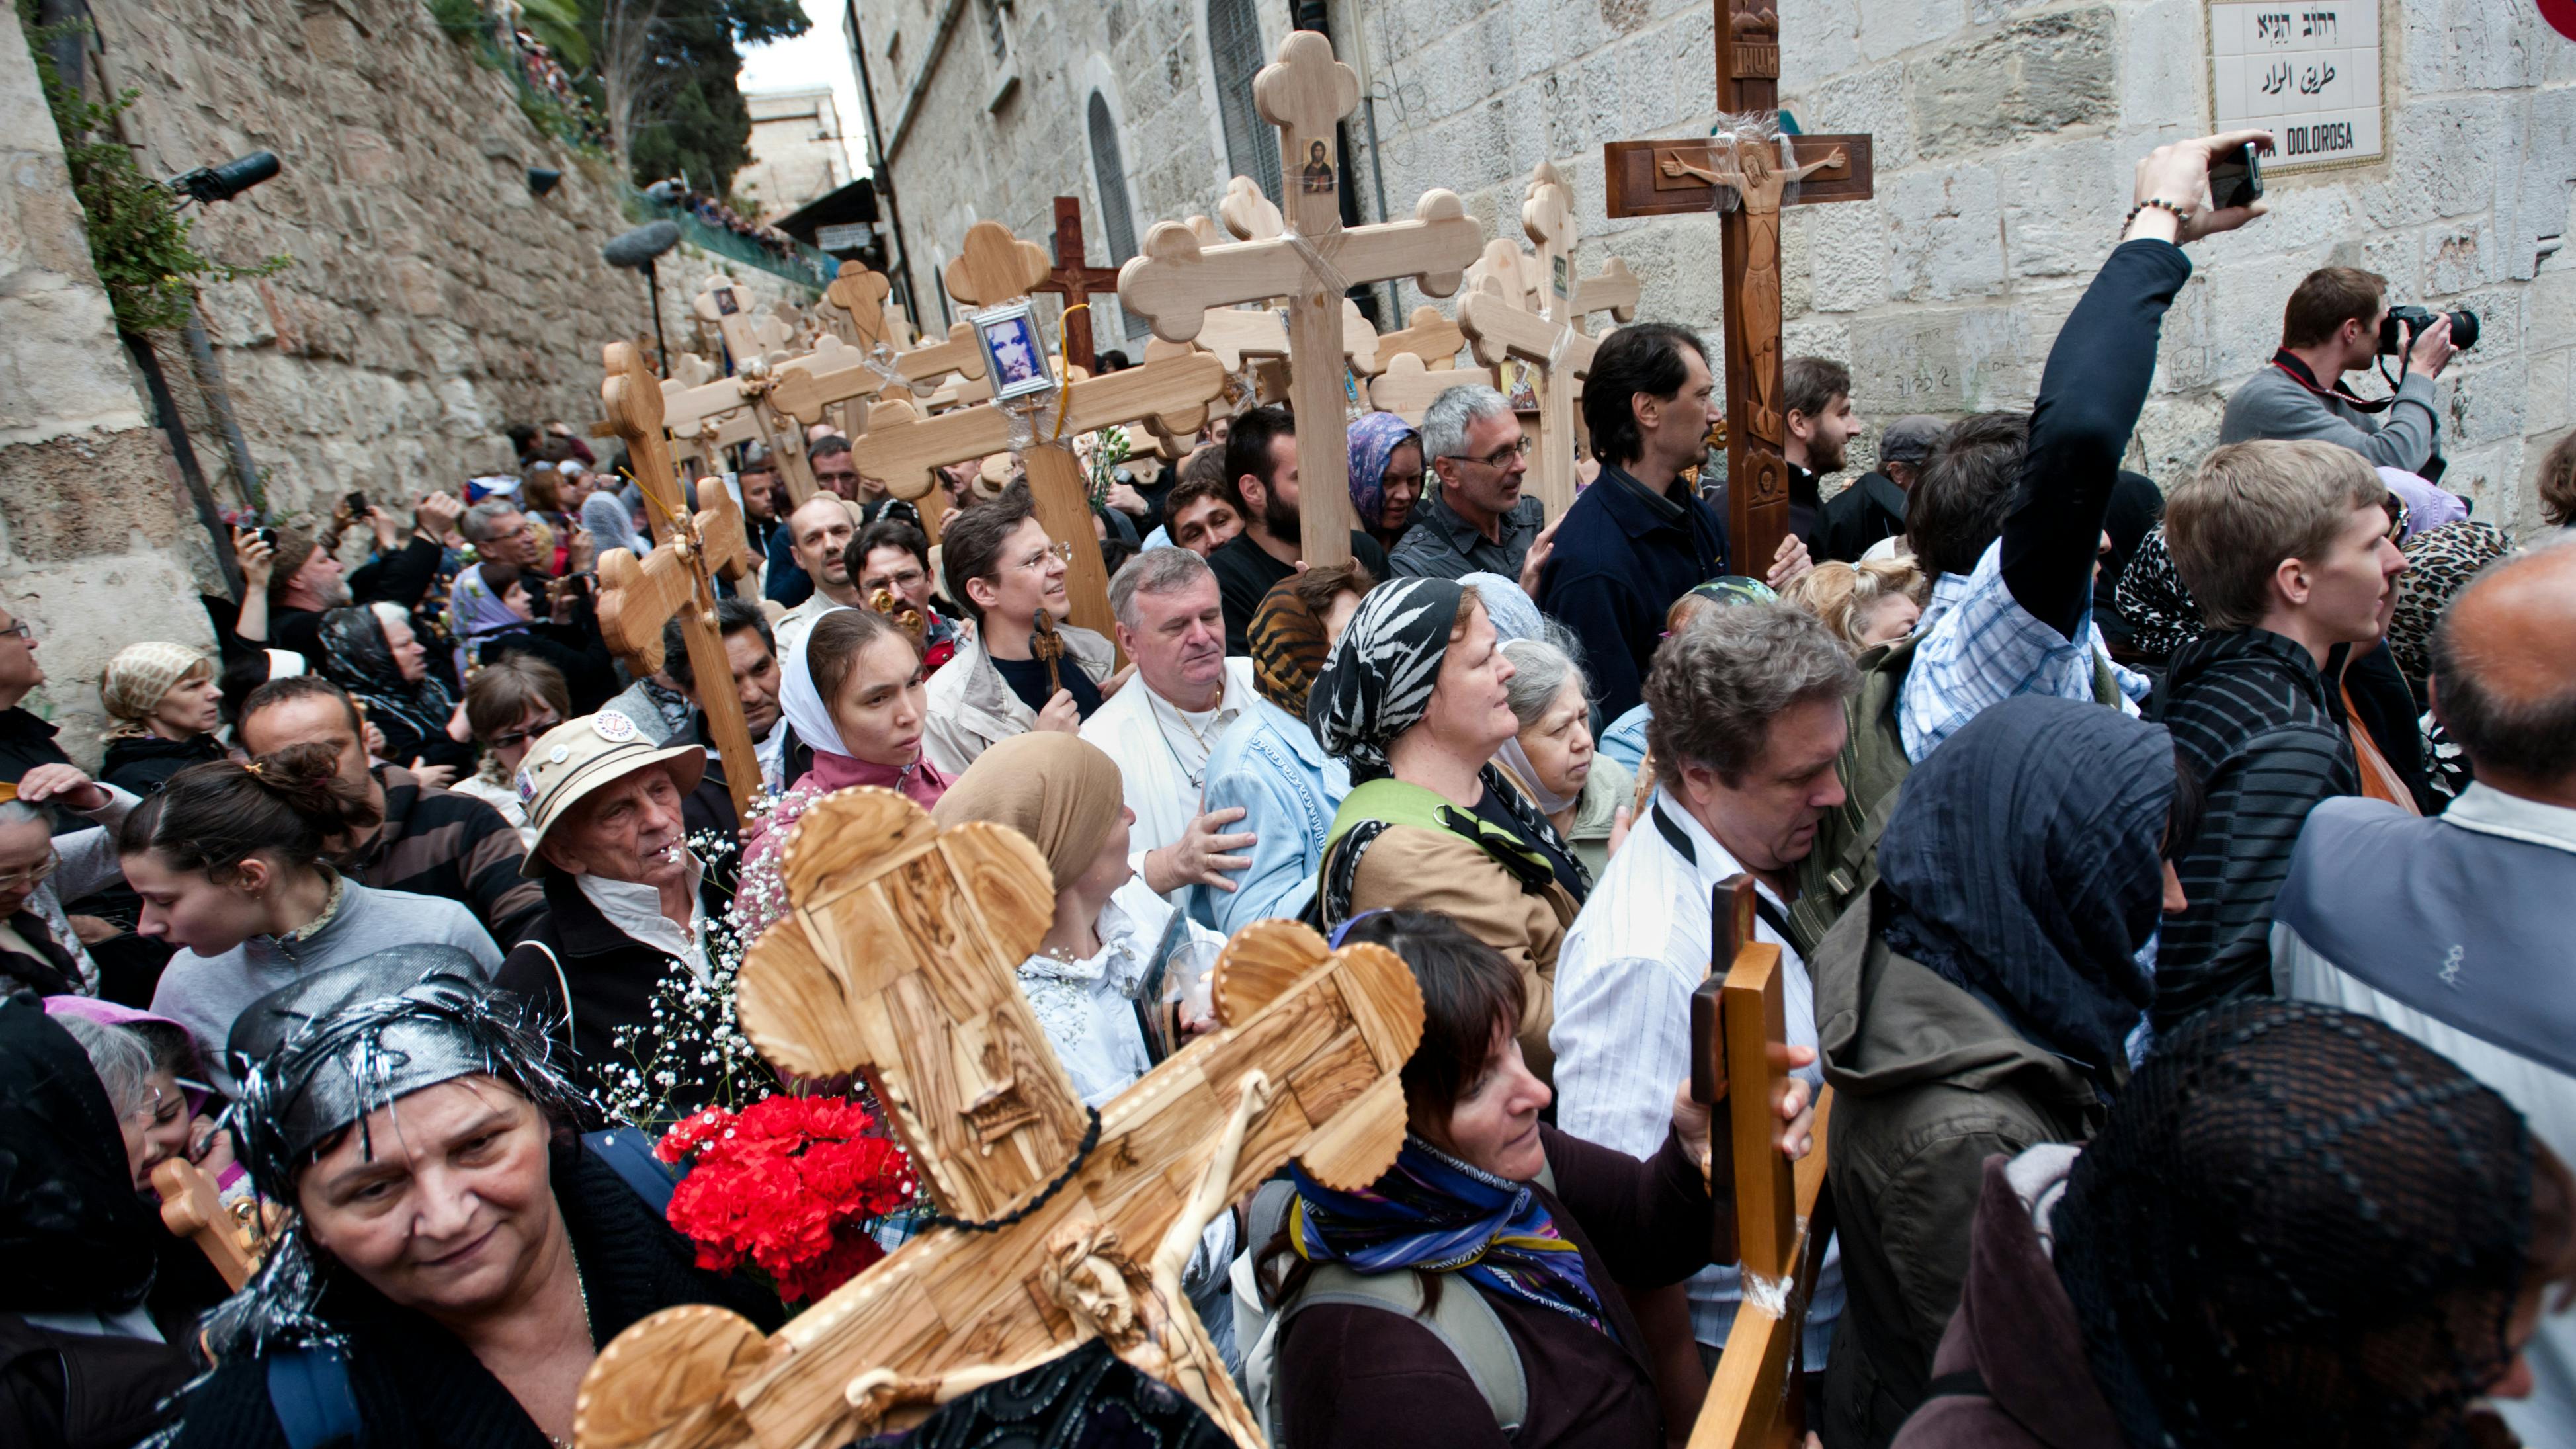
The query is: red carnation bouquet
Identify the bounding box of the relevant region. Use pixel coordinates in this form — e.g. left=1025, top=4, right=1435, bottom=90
left=657, top=1093, right=919, bottom=1305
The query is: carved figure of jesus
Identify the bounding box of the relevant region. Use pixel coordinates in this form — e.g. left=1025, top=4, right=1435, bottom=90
left=1660, top=140, right=1847, bottom=442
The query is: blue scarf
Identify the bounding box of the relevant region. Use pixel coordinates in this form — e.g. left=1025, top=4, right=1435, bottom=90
left=1290, top=1135, right=1606, bottom=1334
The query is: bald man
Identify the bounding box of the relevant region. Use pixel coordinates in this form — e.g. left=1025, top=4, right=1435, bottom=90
left=2272, top=538, right=2576, bottom=1442
left=773, top=493, right=862, bottom=655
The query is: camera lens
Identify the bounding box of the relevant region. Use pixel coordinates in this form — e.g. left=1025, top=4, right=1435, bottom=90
left=2448, top=309, right=2481, bottom=350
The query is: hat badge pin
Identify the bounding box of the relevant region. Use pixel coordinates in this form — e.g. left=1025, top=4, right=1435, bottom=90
left=548, top=744, right=571, bottom=765
left=593, top=710, right=640, bottom=743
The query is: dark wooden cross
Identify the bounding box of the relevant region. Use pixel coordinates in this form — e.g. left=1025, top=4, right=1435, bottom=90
left=1033, top=196, right=1122, bottom=376
left=1603, top=1, right=1874, bottom=573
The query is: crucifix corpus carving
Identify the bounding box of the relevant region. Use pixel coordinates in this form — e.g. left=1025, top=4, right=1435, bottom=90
left=595, top=341, right=765, bottom=819
left=1602, top=0, right=1874, bottom=571
left=1034, top=196, right=1123, bottom=375
left=1121, top=30, right=1482, bottom=569
left=569, top=790, right=1426, bottom=1449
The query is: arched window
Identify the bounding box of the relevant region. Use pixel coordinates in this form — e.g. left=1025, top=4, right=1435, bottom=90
left=1206, top=0, right=1280, bottom=202
left=1086, top=91, right=1147, bottom=339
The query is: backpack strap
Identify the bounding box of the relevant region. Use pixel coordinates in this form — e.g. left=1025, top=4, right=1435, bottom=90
left=583, top=1128, right=681, bottom=1216
left=1278, top=1268, right=1526, bottom=1440
left=267, top=1345, right=362, bottom=1449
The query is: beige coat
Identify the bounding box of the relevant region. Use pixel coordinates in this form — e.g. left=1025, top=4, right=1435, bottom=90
left=921, top=622, right=1116, bottom=776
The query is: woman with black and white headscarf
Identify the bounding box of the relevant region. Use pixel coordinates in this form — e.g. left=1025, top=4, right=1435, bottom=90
left=160, top=946, right=780, bottom=1449
left=1309, top=577, right=1585, bottom=1085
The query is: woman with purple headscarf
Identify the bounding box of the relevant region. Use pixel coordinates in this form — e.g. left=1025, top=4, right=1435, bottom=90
left=1348, top=411, right=1426, bottom=552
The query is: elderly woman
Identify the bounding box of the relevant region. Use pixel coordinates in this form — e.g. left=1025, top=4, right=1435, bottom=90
left=1815, top=696, right=2202, bottom=1447
left=1262, top=911, right=1811, bottom=1449
left=0, top=997, right=207, bottom=1449
left=1780, top=558, right=1928, bottom=653
left=136, top=747, right=501, bottom=1091
left=1310, top=577, right=1585, bottom=1082
left=1496, top=634, right=1634, bottom=880
left=317, top=604, right=472, bottom=779
left=0, top=765, right=136, bottom=1000
left=1894, top=999, right=2576, bottom=1449
left=1196, top=564, right=1374, bottom=932
left=1350, top=411, right=1426, bottom=552
left=450, top=655, right=571, bottom=846
left=161, top=948, right=781, bottom=1448
left=98, top=643, right=225, bottom=795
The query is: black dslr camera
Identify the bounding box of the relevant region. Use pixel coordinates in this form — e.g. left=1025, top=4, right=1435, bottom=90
left=2379, top=304, right=2481, bottom=355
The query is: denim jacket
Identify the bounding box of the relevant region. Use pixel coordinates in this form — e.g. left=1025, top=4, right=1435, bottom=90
left=1188, top=696, right=1351, bottom=932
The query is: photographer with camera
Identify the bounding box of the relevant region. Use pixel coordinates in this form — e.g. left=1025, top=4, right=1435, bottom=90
left=2220, top=265, right=2467, bottom=474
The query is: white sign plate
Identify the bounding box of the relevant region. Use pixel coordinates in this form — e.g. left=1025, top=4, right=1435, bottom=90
left=816, top=222, right=874, bottom=252
left=2208, top=1, right=2383, bottom=171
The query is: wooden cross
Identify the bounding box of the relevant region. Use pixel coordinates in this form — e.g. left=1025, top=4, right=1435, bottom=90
left=570, top=791, right=1426, bottom=1449
left=847, top=345, right=1230, bottom=638
left=1603, top=0, right=1872, bottom=571
left=1687, top=875, right=1834, bottom=1449
left=153, top=1157, right=276, bottom=1290
left=691, top=274, right=770, bottom=373
left=1034, top=196, right=1123, bottom=375
left=1452, top=162, right=1604, bottom=518
left=1121, top=30, right=1481, bottom=569
left=595, top=340, right=765, bottom=820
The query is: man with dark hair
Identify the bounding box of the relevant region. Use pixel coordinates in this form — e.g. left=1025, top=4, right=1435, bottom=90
left=736, top=443, right=783, bottom=563
left=1782, top=356, right=1860, bottom=554
left=2272, top=538, right=2576, bottom=1448
left=2220, top=265, right=2455, bottom=471
left=236, top=675, right=547, bottom=945
left=1206, top=405, right=1392, bottom=654
left=657, top=598, right=782, bottom=856
left=1538, top=322, right=1808, bottom=720
left=1140, top=448, right=1244, bottom=557
left=925, top=485, right=1116, bottom=772
left=1817, top=415, right=1940, bottom=563
left=810, top=433, right=868, bottom=503
left=850, top=518, right=962, bottom=670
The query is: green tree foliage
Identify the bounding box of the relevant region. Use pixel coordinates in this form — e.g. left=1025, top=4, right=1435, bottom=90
left=589, top=0, right=805, bottom=198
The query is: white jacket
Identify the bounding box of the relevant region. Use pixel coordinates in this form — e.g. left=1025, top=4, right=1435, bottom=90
left=921, top=621, right=1116, bottom=775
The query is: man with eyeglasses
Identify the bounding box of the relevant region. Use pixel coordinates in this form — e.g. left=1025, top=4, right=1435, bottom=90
left=851, top=518, right=962, bottom=671
left=0, top=602, right=77, bottom=815
left=923, top=485, right=1118, bottom=773
left=0, top=764, right=135, bottom=997
left=1389, top=384, right=1559, bottom=591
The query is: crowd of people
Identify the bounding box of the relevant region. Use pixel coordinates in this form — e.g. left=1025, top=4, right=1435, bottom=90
left=6, top=128, right=2576, bottom=1449
left=642, top=177, right=825, bottom=276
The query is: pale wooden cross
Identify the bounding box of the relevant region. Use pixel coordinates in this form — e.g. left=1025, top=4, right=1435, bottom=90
left=1216, top=173, right=1386, bottom=392
left=152, top=1157, right=276, bottom=1290
left=595, top=340, right=765, bottom=819
left=1688, top=875, right=1834, bottom=1449
left=1453, top=162, right=1606, bottom=518
left=1034, top=196, right=1123, bottom=375
left=847, top=345, right=1230, bottom=634
left=1602, top=0, right=1873, bottom=570
left=690, top=274, right=770, bottom=372
left=1121, top=30, right=1481, bottom=569
left=1364, top=305, right=1481, bottom=424
left=569, top=791, right=1426, bottom=1449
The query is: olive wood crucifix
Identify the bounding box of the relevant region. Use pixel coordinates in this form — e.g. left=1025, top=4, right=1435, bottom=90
left=1120, top=30, right=1482, bottom=570
left=569, top=790, right=1427, bottom=1449
left=1602, top=0, right=1874, bottom=572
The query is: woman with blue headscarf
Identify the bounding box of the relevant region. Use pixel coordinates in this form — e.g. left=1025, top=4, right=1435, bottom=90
left=1349, top=411, right=1426, bottom=552
left=1810, top=695, right=2202, bottom=1448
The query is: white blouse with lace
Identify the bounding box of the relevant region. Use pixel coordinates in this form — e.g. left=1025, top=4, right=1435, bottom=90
left=1014, top=876, right=1224, bottom=1108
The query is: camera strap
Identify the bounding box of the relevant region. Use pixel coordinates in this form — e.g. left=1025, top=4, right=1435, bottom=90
left=2270, top=350, right=2395, bottom=415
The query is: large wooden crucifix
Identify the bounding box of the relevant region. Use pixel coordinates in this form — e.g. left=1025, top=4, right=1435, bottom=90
left=1688, top=875, right=1834, bottom=1449
left=1122, top=30, right=1481, bottom=570
left=595, top=341, right=766, bottom=819
left=569, top=790, right=1425, bottom=1449
left=1603, top=0, right=1873, bottom=571
left=1033, top=196, right=1122, bottom=375
left=847, top=343, right=1228, bottom=640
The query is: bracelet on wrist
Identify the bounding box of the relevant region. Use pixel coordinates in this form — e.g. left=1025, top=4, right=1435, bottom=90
left=2122, top=198, right=2192, bottom=239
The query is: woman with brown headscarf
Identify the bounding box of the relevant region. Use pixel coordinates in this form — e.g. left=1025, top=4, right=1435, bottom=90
left=932, top=732, right=1224, bottom=1108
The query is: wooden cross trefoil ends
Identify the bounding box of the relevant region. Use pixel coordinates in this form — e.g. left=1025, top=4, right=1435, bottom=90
left=569, top=790, right=1427, bottom=1449
left=1602, top=0, right=1874, bottom=573
left=1120, top=30, right=1483, bottom=570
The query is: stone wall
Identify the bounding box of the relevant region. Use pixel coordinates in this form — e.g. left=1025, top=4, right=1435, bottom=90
left=0, top=24, right=222, bottom=766
left=865, top=0, right=2576, bottom=530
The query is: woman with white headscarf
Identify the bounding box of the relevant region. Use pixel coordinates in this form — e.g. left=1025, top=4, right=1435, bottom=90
left=98, top=642, right=225, bottom=796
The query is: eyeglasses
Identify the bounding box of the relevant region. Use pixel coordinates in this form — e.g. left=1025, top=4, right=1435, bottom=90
left=0, top=850, right=60, bottom=890
left=1446, top=437, right=1534, bottom=470
left=2380, top=495, right=2409, bottom=543
left=1015, top=540, right=1077, bottom=571
left=0, top=620, right=30, bottom=643
left=865, top=566, right=927, bottom=591
left=491, top=716, right=563, bottom=749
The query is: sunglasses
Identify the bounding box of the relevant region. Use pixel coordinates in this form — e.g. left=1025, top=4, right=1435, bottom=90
left=491, top=716, right=564, bottom=749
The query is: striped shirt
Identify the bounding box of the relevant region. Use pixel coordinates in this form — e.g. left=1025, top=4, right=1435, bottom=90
left=1551, top=788, right=1841, bottom=1357
left=351, top=766, right=548, bottom=946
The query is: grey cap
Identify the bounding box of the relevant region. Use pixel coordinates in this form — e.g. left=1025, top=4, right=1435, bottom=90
left=1878, top=415, right=1946, bottom=464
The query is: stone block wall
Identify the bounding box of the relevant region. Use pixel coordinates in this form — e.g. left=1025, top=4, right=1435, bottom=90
left=1, top=24, right=222, bottom=765
left=869, top=0, right=2576, bottom=531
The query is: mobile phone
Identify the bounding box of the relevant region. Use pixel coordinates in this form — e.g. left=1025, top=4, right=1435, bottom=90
left=343, top=490, right=369, bottom=517
left=2208, top=142, right=2263, bottom=211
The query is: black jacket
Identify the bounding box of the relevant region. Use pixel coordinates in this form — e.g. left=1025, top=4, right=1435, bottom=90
left=1210, top=530, right=1391, bottom=656
left=1817, top=470, right=1910, bottom=563
left=1537, top=464, right=1729, bottom=721
left=2149, top=628, right=2358, bottom=1030
left=0, top=708, right=77, bottom=833
left=101, top=733, right=226, bottom=798
left=165, top=1143, right=782, bottom=1449
left=478, top=620, right=621, bottom=716
left=495, top=867, right=743, bottom=1114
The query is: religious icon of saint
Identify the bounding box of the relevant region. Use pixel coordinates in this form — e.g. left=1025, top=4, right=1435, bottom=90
left=990, top=323, right=1039, bottom=384
left=1300, top=140, right=1336, bottom=195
